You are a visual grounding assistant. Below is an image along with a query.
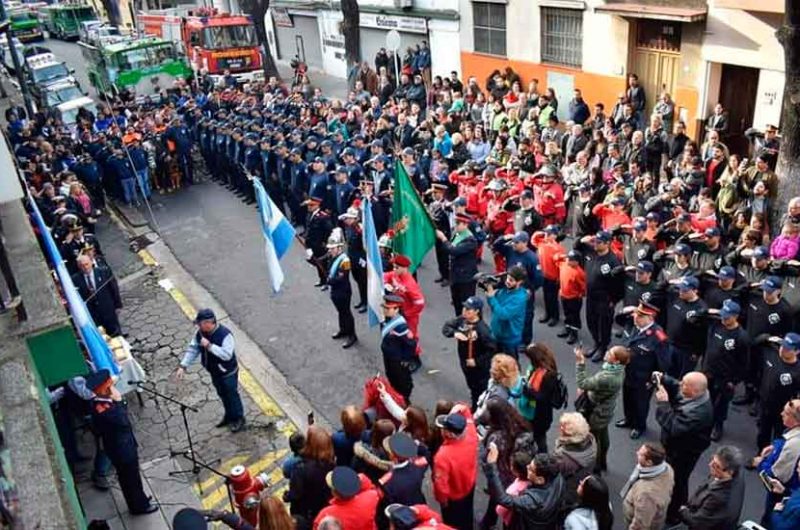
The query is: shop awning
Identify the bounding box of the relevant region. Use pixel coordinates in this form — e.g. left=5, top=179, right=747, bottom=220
left=594, top=3, right=707, bottom=23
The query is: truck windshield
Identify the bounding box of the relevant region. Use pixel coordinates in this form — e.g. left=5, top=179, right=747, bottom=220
left=33, top=63, right=69, bottom=83
left=114, top=44, right=176, bottom=70
left=202, top=25, right=256, bottom=49
left=10, top=13, right=36, bottom=23
left=46, top=85, right=84, bottom=106
left=73, top=8, right=95, bottom=20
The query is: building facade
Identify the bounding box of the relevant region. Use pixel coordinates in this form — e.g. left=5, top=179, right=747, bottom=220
left=264, top=0, right=461, bottom=80
left=457, top=0, right=785, bottom=141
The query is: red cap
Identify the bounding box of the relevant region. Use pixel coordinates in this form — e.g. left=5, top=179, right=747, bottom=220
left=635, top=301, right=659, bottom=317
left=455, top=213, right=473, bottom=224
left=392, top=254, right=411, bottom=268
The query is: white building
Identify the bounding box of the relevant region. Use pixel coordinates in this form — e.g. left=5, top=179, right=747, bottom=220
left=263, top=0, right=461, bottom=79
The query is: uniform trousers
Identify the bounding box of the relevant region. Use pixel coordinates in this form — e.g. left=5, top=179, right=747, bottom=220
left=114, top=459, right=151, bottom=512
left=708, top=378, right=734, bottom=429
left=450, top=281, right=476, bottom=316
left=586, top=297, right=613, bottom=350
left=332, top=294, right=356, bottom=338
left=441, top=488, right=475, bottom=530
left=435, top=240, right=449, bottom=281
left=561, top=297, right=583, bottom=331
left=461, top=365, right=489, bottom=410
left=384, top=356, right=413, bottom=403
left=176, top=151, right=194, bottom=184
left=542, top=278, right=560, bottom=321
left=352, top=263, right=367, bottom=306
left=522, top=291, right=535, bottom=345
left=757, top=404, right=785, bottom=450
left=622, top=382, right=651, bottom=431
left=666, top=449, right=703, bottom=522
left=668, top=344, right=696, bottom=379
left=211, top=371, right=244, bottom=423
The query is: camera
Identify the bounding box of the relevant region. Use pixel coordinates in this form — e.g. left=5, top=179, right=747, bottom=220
left=474, top=272, right=506, bottom=290
left=650, top=372, right=662, bottom=388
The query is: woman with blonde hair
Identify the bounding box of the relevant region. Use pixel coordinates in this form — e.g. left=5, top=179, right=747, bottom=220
left=475, top=354, right=523, bottom=424
left=553, top=412, right=597, bottom=509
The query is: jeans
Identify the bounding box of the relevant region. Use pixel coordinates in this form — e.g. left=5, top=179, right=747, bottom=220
left=211, top=371, right=244, bottom=422
left=135, top=168, right=151, bottom=199
left=120, top=178, right=137, bottom=205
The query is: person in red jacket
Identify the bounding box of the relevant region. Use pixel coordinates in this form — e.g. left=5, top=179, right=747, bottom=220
left=484, top=178, right=515, bottom=272
left=432, top=404, right=478, bottom=530
left=530, top=165, right=566, bottom=226
left=384, top=254, right=426, bottom=359
left=449, top=163, right=486, bottom=220
left=314, top=467, right=381, bottom=530
left=385, top=503, right=455, bottom=530
left=537, top=225, right=566, bottom=326
left=555, top=249, right=587, bottom=345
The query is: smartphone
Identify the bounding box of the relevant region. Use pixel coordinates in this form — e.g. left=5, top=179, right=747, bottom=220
left=758, top=470, right=773, bottom=492
left=307, top=411, right=315, bottom=426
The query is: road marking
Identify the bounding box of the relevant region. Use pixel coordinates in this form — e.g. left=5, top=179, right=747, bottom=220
left=193, top=454, right=247, bottom=495
left=138, top=249, right=158, bottom=266
left=199, top=448, right=289, bottom=510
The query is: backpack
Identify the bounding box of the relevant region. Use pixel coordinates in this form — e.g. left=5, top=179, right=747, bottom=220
left=513, top=431, right=537, bottom=457
left=551, top=372, right=569, bottom=410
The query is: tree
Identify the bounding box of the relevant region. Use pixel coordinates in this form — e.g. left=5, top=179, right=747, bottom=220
left=341, top=0, right=360, bottom=75
left=238, top=0, right=280, bottom=79
left=775, top=0, right=800, bottom=219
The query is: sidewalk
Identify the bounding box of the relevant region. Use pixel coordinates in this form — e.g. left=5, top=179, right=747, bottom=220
left=74, top=209, right=321, bottom=529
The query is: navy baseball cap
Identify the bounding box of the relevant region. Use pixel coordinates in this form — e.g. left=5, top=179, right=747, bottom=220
left=677, top=213, right=691, bottom=223
left=567, top=250, right=582, bottom=261
left=335, top=165, right=348, bottom=174
left=595, top=230, right=612, bottom=243
left=435, top=413, right=467, bottom=434
left=705, top=227, right=721, bottom=238
left=637, top=260, right=654, bottom=273
left=85, top=369, right=112, bottom=392
left=371, top=139, right=383, bottom=147
left=544, top=224, right=560, bottom=235
left=512, top=232, right=530, bottom=244
left=720, top=299, right=742, bottom=319
left=782, top=333, right=800, bottom=351
left=646, top=212, right=660, bottom=222
left=195, top=308, right=216, bottom=323
left=386, top=433, right=417, bottom=459
left=612, top=196, right=626, bottom=206
left=754, top=246, right=770, bottom=260
left=761, top=276, right=783, bottom=292
left=521, top=189, right=534, bottom=199
left=401, top=147, right=415, bottom=156
left=674, top=243, right=692, bottom=256
left=453, top=197, right=467, bottom=207
left=464, top=296, right=483, bottom=311
left=327, top=466, right=360, bottom=498
left=678, top=276, right=700, bottom=291
left=172, top=508, right=207, bottom=530
left=578, top=182, right=591, bottom=192
left=718, top=266, right=736, bottom=280
left=385, top=505, right=418, bottom=530
left=633, top=220, right=647, bottom=231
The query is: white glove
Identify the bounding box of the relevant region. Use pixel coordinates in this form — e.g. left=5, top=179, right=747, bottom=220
left=305, top=249, right=313, bottom=259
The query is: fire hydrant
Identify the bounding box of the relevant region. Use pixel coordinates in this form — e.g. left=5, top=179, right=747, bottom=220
left=230, top=464, right=269, bottom=525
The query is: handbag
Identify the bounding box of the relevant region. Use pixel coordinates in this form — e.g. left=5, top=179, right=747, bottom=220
left=574, top=392, right=595, bottom=421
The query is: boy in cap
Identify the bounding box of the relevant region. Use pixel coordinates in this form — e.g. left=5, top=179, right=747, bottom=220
left=701, top=299, right=749, bottom=440
left=381, top=294, right=417, bottom=402
left=87, top=369, right=157, bottom=515
left=176, top=308, right=246, bottom=432
left=314, top=467, right=381, bottom=530
left=536, top=225, right=566, bottom=327
left=432, top=404, right=478, bottom=530
left=556, top=250, right=586, bottom=345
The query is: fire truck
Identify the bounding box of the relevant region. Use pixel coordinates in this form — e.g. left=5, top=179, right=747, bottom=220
left=139, top=7, right=263, bottom=85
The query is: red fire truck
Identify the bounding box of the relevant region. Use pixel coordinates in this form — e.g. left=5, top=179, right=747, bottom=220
left=139, top=7, right=264, bottom=85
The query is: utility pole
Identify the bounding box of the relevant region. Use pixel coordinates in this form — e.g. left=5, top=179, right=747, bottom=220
left=0, top=1, right=35, bottom=117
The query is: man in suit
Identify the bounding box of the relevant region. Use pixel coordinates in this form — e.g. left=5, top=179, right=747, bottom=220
left=705, top=103, right=729, bottom=137
left=678, top=446, right=745, bottom=530
left=73, top=255, right=123, bottom=336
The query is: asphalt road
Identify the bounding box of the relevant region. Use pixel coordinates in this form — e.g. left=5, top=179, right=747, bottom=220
left=44, top=37, right=769, bottom=526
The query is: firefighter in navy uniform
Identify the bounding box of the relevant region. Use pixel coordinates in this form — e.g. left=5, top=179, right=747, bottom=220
left=614, top=300, right=670, bottom=439
left=87, top=369, right=158, bottom=515
left=575, top=230, right=623, bottom=362
left=617, top=260, right=659, bottom=310
left=242, top=133, right=262, bottom=200
left=381, top=294, right=418, bottom=403
left=689, top=227, right=726, bottom=272
left=304, top=195, right=334, bottom=287
left=662, top=275, right=708, bottom=378
left=327, top=228, right=358, bottom=349
left=377, top=432, right=429, bottom=529
left=427, top=183, right=452, bottom=285
left=700, top=265, right=745, bottom=310
left=621, top=219, right=655, bottom=267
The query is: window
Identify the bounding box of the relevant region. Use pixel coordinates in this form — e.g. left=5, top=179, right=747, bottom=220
left=473, top=2, right=506, bottom=57
left=540, top=7, right=583, bottom=68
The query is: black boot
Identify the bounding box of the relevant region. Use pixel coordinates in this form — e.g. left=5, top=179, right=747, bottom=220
left=343, top=336, right=358, bottom=349
left=566, top=330, right=578, bottom=345
left=556, top=328, right=570, bottom=338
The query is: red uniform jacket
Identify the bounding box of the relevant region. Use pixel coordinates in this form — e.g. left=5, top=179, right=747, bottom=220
left=557, top=257, right=587, bottom=299
left=313, top=474, right=381, bottom=530
left=538, top=239, right=566, bottom=281
left=433, top=404, right=478, bottom=504
left=450, top=171, right=487, bottom=219
left=384, top=271, right=426, bottom=318
left=531, top=180, right=566, bottom=223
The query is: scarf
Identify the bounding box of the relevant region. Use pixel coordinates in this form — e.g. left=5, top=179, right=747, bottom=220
left=602, top=361, right=625, bottom=374
left=451, top=228, right=472, bottom=246
left=620, top=461, right=668, bottom=500
left=680, top=390, right=711, bottom=416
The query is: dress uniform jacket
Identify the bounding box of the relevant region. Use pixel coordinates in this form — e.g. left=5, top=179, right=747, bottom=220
left=381, top=314, right=417, bottom=401
left=622, top=323, right=670, bottom=388
left=305, top=209, right=333, bottom=258
left=443, top=232, right=478, bottom=285
left=72, top=265, right=122, bottom=336
left=379, top=458, right=428, bottom=506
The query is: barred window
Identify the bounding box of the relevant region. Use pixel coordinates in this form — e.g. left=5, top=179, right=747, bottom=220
left=473, top=2, right=507, bottom=57
left=540, top=7, right=583, bottom=68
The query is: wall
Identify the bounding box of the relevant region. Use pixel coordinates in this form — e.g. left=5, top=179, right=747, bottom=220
left=753, top=69, right=785, bottom=130
left=703, top=7, right=784, bottom=72
left=428, top=18, right=460, bottom=77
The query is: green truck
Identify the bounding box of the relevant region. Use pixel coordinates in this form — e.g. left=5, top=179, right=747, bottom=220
left=40, top=4, right=96, bottom=40
left=8, top=10, right=44, bottom=42
left=78, top=36, right=192, bottom=99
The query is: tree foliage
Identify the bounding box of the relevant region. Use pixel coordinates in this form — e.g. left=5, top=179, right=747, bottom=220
left=238, top=0, right=279, bottom=78
left=775, top=0, right=800, bottom=218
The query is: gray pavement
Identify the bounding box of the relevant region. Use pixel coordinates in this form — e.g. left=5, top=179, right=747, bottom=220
left=41, top=37, right=770, bottom=526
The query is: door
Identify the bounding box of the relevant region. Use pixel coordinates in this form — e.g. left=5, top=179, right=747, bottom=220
left=718, top=64, right=759, bottom=154
left=629, top=20, right=682, bottom=114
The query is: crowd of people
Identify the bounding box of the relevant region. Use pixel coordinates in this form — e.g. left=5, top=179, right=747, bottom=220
left=8, top=47, right=800, bottom=530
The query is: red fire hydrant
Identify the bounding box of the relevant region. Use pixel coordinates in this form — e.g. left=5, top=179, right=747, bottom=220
left=229, top=464, right=270, bottom=525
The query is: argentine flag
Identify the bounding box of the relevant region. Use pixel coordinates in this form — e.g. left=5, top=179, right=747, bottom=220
left=28, top=195, right=119, bottom=376
left=362, top=199, right=385, bottom=327
left=254, top=178, right=295, bottom=293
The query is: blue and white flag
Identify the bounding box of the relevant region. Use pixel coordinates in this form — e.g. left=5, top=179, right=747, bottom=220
left=28, top=195, right=119, bottom=375
left=254, top=178, right=295, bottom=293
left=362, top=199, right=385, bottom=327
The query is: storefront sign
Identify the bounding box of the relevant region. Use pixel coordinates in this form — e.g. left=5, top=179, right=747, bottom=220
left=272, top=8, right=293, bottom=28
left=360, top=13, right=427, bottom=34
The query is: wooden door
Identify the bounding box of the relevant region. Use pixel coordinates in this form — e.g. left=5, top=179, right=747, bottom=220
left=719, top=63, right=759, bottom=154
left=630, top=49, right=679, bottom=115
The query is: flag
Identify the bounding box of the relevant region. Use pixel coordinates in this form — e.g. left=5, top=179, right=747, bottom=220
left=362, top=199, right=385, bottom=328
left=28, top=195, right=119, bottom=375
left=254, top=178, right=295, bottom=293
left=391, top=161, right=436, bottom=272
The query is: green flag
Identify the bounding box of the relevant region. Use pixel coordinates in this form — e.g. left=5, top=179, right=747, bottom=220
left=390, top=161, right=436, bottom=272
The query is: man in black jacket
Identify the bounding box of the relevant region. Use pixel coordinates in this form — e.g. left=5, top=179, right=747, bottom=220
left=678, top=445, right=745, bottom=530
left=72, top=255, right=123, bottom=336
left=436, top=213, right=479, bottom=316
left=653, top=370, right=714, bottom=525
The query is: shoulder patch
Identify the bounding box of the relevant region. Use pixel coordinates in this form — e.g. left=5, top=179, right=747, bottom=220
left=655, top=329, right=668, bottom=342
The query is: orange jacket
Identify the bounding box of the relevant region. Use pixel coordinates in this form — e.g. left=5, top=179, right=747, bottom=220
left=538, top=239, right=566, bottom=281
left=557, top=259, right=586, bottom=299
left=591, top=203, right=632, bottom=231
left=313, top=474, right=381, bottom=530
left=433, top=405, right=478, bottom=504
